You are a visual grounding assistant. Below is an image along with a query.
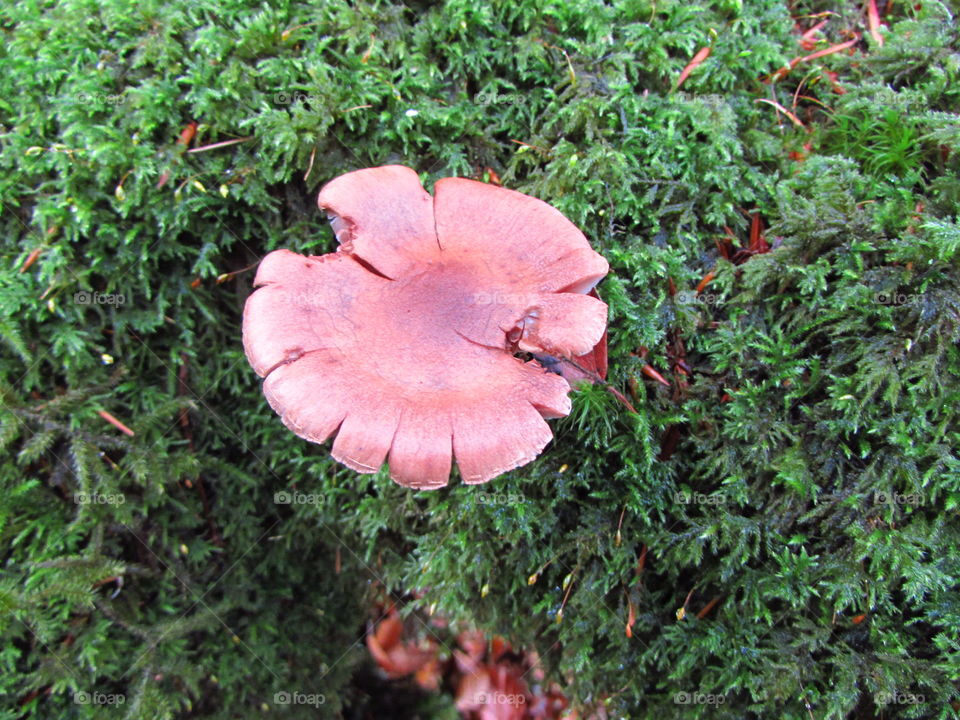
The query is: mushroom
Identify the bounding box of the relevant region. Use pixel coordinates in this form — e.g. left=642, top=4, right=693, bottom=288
left=243, top=165, right=608, bottom=489
left=532, top=300, right=608, bottom=386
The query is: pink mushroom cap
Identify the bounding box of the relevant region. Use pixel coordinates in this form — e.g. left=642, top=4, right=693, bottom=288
left=243, top=165, right=608, bottom=489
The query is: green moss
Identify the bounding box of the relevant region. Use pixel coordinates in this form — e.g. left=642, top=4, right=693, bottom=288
left=1, top=0, right=958, bottom=718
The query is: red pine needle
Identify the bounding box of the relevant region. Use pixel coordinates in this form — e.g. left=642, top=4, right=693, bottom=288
left=676, top=46, right=712, bottom=89
left=696, top=270, right=716, bottom=294
left=866, top=0, right=884, bottom=46
left=97, top=410, right=135, bottom=436
left=798, top=35, right=860, bottom=65
left=186, top=136, right=252, bottom=154
left=625, top=593, right=636, bottom=638
left=799, top=20, right=828, bottom=50
left=696, top=595, right=722, bottom=619
left=606, top=386, right=637, bottom=413
left=176, top=121, right=198, bottom=147
left=641, top=364, right=671, bottom=387
left=769, top=34, right=859, bottom=82
left=19, top=248, right=42, bottom=273
left=636, top=544, right=647, bottom=577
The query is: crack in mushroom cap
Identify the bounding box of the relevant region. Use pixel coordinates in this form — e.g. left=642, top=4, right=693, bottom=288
left=242, top=165, right=609, bottom=488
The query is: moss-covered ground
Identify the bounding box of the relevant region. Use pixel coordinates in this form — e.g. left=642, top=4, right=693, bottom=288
left=1, top=1, right=959, bottom=717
